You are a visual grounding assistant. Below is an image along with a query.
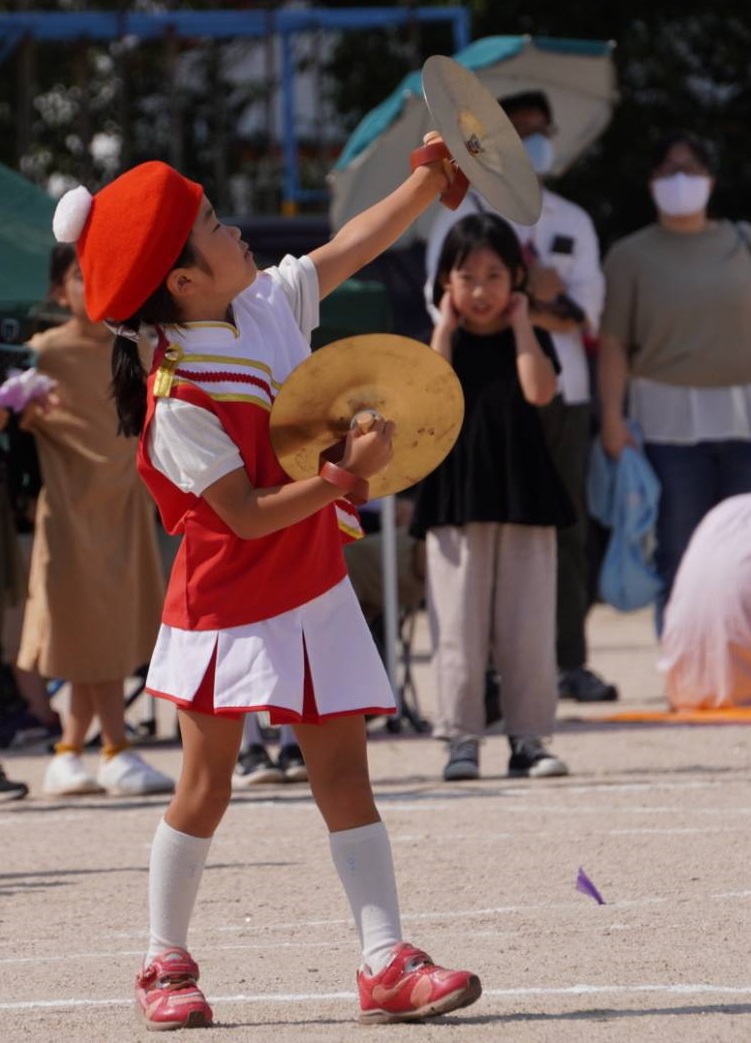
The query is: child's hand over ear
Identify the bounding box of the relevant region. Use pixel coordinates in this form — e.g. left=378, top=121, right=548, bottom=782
left=436, top=289, right=461, bottom=333
left=506, top=291, right=531, bottom=328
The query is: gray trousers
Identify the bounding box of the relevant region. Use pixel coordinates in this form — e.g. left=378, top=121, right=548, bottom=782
left=426, top=523, right=557, bottom=742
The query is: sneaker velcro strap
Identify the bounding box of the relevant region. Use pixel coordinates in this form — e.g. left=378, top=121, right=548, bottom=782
left=139, top=950, right=200, bottom=989
left=398, top=945, right=435, bottom=972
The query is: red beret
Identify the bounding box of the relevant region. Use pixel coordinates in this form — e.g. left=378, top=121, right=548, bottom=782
left=53, top=161, right=204, bottom=322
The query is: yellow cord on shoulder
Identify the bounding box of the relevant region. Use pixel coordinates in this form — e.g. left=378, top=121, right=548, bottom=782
left=153, top=344, right=183, bottom=398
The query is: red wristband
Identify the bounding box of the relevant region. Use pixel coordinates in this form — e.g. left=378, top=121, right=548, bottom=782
left=319, top=461, right=370, bottom=506
left=409, top=141, right=469, bottom=210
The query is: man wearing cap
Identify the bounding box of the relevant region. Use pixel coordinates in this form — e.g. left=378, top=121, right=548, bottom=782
left=424, top=89, right=618, bottom=705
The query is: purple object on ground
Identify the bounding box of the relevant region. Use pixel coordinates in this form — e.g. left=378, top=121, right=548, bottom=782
left=576, top=866, right=606, bottom=905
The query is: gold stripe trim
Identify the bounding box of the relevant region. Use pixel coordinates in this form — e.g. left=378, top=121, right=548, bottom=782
left=169, top=378, right=271, bottom=411
left=175, top=352, right=279, bottom=385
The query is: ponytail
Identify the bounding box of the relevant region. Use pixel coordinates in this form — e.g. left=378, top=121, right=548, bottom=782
left=111, top=324, right=146, bottom=437
left=108, top=235, right=201, bottom=436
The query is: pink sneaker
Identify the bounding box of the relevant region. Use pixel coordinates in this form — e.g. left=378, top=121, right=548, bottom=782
left=135, top=948, right=213, bottom=1031
left=357, top=942, right=481, bottom=1023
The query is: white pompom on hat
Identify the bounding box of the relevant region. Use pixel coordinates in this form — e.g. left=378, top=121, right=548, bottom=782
left=52, top=185, right=93, bottom=244
left=50, top=161, right=204, bottom=323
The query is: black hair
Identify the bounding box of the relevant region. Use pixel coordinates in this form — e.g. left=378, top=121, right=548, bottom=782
left=649, top=131, right=716, bottom=176
left=498, top=90, right=553, bottom=125
left=110, top=236, right=199, bottom=437
left=48, top=242, right=78, bottom=293
left=432, top=212, right=527, bottom=309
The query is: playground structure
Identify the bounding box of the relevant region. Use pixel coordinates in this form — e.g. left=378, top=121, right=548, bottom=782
left=0, top=5, right=470, bottom=214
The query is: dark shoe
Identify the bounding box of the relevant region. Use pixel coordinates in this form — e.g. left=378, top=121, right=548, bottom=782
left=276, top=743, right=308, bottom=783
left=233, top=744, right=284, bottom=787
left=7, top=710, right=63, bottom=749
left=558, top=667, right=618, bottom=703
left=508, top=737, right=568, bottom=778
left=443, top=739, right=479, bottom=782
left=0, top=765, right=28, bottom=802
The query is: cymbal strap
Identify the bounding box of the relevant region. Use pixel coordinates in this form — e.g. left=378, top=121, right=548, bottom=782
left=409, top=142, right=469, bottom=210
left=319, top=461, right=370, bottom=506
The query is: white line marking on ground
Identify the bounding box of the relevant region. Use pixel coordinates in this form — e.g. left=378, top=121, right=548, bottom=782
left=7, top=888, right=750, bottom=964
left=5, top=983, right=751, bottom=1013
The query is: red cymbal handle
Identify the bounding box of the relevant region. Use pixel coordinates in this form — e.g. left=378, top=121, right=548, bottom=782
left=441, top=165, right=469, bottom=210
left=319, top=460, right=370, bottom=506
left=409, top=142, right=469, bottom=210
left=409, top=140, right=452, bottom=169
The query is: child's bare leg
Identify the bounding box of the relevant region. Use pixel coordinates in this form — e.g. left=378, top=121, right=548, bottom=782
left=58, top=682, right=96, bottom=749
left=145, top=710, right=243, bottom=965
left=86, top=679, right=128, bottom=748
left=12, top=665, right=56, bottom=724
left=167, top=710, right=243, bottom=836
left=294, top=715, right=401, bottom=972
left=294, top=714, right=377, bottom=829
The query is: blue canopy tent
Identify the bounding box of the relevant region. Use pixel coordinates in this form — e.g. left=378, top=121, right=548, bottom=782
left=329, top=35, right=619, bottom=243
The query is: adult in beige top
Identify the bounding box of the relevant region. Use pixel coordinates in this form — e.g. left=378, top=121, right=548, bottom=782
left=599, top=131, right=751, bottom=633
left=18, top=244, right=172, bottom=798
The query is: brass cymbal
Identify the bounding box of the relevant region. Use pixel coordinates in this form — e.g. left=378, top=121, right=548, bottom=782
left=422, top=55, right=542, bottom=225
left=269, top=333, right=464, bottom=498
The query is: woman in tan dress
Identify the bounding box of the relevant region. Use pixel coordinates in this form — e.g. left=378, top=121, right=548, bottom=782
left=18, top=244, right=173, bottom=796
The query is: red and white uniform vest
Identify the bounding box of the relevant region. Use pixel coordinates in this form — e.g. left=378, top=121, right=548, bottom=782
left=136, top=262, right=394, bottom=720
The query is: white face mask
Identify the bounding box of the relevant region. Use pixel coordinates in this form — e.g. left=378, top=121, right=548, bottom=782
left=523, top=133, right=555, bottom=176
left=651, top=173, right=712, bottom=217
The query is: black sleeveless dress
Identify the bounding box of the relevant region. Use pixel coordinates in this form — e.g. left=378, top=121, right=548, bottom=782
left=410, top=325, right=575, bottom=538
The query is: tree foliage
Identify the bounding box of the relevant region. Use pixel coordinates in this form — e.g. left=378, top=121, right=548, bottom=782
left=322, top=0, right=751, bottom=247
left=2, top=1, right=751, bottom=247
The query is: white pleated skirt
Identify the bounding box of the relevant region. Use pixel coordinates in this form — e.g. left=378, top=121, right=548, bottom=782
left=145, top=576, right=396, bottom=722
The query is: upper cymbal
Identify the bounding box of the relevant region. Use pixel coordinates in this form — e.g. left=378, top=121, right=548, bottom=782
left=422, top=55, right=542, bottom=225
left=269, top=333, right=464, bottom=498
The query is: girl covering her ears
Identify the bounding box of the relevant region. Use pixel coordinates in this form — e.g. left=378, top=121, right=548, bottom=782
left=51, top=148, right=481, bottom=1031
left=410, top=212, right=575, bottom=784
left=16, top=243, right=171, bottom=798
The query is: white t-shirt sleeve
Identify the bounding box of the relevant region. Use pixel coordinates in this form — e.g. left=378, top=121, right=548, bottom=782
left=565, top=209, right=605, bottom=333
left=265, top=253, right=320, bottom=343
left=148, top=398, right=244, bottom=495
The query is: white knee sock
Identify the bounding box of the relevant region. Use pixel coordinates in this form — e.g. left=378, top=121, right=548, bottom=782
left=146, top=819, right=212, bottom=964
left=329, top=820, right=402, bottom=974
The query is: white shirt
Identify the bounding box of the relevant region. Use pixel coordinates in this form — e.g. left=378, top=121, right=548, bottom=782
left=629, top=378, right=751, bottom=445
left=148, top=254, right=319, bottom=492
left=424, top=187, right=605, bottom=404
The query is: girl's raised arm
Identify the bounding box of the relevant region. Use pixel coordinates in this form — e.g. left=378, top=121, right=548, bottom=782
left=310, top=141, right=452, bottom=300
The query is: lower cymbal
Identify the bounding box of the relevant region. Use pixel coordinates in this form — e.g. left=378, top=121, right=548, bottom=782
left=270, top=333, right=464, bottom=498
left=422, top=54, right=542, bottom=225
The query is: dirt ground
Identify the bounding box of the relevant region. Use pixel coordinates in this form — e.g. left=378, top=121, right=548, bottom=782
left=3, top=604, right=751, bottom=1043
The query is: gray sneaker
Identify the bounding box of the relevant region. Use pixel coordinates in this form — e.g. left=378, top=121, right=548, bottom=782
left=443, top=739, right=480, bottom=782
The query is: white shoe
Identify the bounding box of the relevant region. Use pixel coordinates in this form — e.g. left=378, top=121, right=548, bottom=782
left=98, top=750, right=175, bottom=796
left=43, top=752, right=104, bottom=796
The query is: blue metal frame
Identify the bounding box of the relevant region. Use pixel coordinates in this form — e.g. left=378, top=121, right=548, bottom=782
left=0, top=7, right=471, bottom=208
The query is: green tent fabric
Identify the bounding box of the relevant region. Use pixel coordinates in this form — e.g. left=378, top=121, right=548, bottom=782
left=0, top=162, right=55, bottom=314
left=313, top=278, right=392, bottom=350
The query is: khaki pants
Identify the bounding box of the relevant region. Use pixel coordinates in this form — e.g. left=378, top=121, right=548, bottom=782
left=426, top=522, right=557, bottom=741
